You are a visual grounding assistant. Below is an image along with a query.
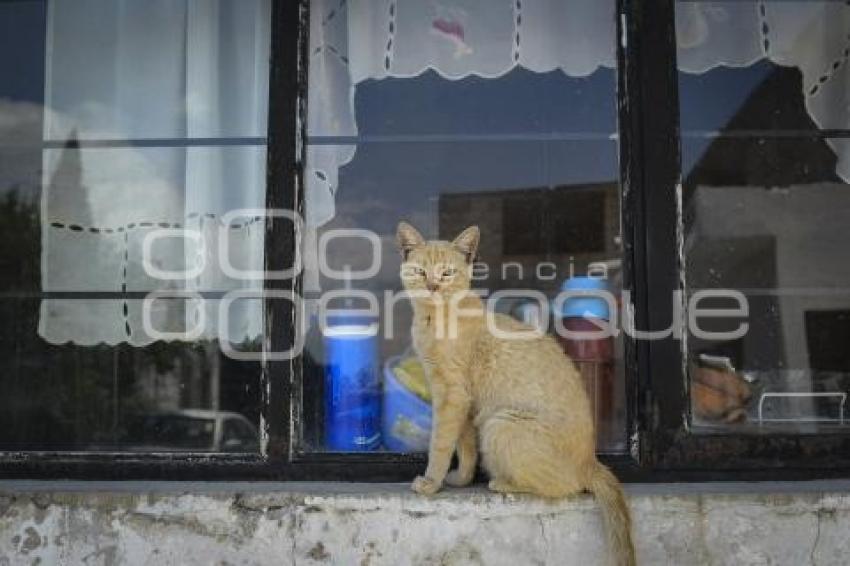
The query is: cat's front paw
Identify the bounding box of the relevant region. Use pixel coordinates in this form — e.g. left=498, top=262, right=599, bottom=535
left=411, top=475, right=441, bottom=495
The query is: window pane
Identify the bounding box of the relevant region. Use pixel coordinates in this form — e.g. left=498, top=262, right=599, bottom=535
left=0, top=0, right=269, bottom=451
left=677, top=1, right=850, bottom=432
left=303, top=0, right=626, bottom=454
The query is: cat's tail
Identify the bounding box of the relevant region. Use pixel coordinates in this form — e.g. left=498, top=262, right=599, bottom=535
left=587, top=461, right=636, bottom=566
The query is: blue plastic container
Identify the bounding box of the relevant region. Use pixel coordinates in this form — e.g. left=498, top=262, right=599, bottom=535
left=323, top=312, right=381, bottom=451
left=559, top=276, right=611, bottom=320
left=382, top=356, right=432, bottom=452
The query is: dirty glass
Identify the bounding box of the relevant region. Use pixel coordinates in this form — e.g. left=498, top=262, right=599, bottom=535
left=302, top=0, right=626, bottom=454
left=0, top=0, right=269, bottom=451
left=677, top=1, right=850, bottom=432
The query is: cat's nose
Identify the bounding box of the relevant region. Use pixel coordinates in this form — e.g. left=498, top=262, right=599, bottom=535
left=426, top=282, right=439, bottom=292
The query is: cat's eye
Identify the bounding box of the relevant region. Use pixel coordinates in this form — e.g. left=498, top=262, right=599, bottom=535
left=403, top=265, right=427, bottom=279
left=441, top=267, right=457, bottom=279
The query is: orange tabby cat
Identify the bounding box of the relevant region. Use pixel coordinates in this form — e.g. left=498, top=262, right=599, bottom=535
left=397, top=221, right=635, bottom=566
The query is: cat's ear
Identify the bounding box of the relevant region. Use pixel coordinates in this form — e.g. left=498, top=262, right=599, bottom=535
left=452, top=225, right=479, bottom=263
left=396, top=221, right=425, bottom=260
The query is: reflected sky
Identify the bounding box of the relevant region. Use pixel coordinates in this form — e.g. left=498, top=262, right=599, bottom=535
left=329, top=68, right=618, bottom=238
left=0, top=0, right=813, bottom=209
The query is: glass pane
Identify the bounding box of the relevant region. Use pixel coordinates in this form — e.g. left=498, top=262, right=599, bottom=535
left=303, top=0, right=625, bottom=454
left=0, top=0, right=270, bottom=451
left=677, top=1, right=850, bottom=432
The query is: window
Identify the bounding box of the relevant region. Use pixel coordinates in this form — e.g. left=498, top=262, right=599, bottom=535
left=0, top=0, right=269, bottom=455
left=3, top=0, right=850, bottom=481
left=678, top=1, right=850, bottom=432
left=300, top=0, right=627, bottom=457
left=638, top=0, right=850, bottom=472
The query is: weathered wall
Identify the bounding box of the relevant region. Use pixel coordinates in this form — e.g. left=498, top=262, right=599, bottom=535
left=1, top=481, right=849, bottom=565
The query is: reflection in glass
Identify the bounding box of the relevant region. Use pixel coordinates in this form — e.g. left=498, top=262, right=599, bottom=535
left=677, top=1, right=850, bottom=432
left=0, top=0, right=269, bottom=451
left=304, top=0, right=626, bottom=453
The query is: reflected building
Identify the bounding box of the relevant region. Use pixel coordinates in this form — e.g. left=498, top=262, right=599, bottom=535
left=683, top=64, right=850, bottom=426
left=438, top=182, right=621, bottom=295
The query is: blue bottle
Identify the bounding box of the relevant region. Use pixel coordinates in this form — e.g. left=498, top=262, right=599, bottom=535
left=323, top=311, right=382, bottom=451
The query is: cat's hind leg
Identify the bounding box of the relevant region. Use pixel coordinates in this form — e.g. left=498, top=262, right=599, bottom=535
left=479, top=410, right=584, bottom=499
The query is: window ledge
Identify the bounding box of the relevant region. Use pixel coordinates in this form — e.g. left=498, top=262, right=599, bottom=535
left=1, top=481, right=849, bottom=564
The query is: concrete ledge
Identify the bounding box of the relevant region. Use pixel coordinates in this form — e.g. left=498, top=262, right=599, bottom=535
left=1, top=481, right=850, bottom=565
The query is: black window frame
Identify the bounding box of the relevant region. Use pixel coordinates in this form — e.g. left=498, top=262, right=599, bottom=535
left=3, top=0, right=850, bottom=482
left=634, top=0, right=850, bottom=479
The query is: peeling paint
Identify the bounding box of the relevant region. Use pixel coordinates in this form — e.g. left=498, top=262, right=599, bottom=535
left=19, top=527, right=40, bottom=554
left=307, top=541, right=330, bottom=561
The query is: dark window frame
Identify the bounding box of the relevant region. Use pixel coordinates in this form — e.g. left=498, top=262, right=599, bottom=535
left=633, top=0, right=850, bottom=478
left=4, top=0, right=850, bottom=481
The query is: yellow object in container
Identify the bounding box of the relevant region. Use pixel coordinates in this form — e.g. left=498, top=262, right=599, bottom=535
left=392, top=357, right=431, bottom=403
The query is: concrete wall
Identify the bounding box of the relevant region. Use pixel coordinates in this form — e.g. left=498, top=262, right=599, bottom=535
left=1, top=481, right=849, bottom=565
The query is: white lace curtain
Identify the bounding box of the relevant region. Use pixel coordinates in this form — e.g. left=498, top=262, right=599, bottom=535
left=307, top=0, right=850, bottom=228
left=40, top=0, right=270, bottom=346
left=40, top=0, right=850, bottom=345
left=676, top=1, right=850, bottom=180
left=306, top=0, right=617, bottom=227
